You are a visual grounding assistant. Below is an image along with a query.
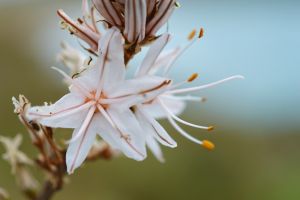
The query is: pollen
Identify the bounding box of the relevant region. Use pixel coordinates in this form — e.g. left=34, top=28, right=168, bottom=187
left=202, top=140, right=215, bottom=151
left=207, top=126, right=214, bottom=131
left=198, top=28, right=204, bottom=38
left=188, top=29, right=197, bottom=41
left=187, top=73, right=198, bottom=82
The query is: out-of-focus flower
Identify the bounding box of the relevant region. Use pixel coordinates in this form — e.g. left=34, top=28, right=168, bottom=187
left=132, top=30, right=244, bottom=161
left=0, top=135, right=38, bottom=194
left=0, top=134, right=33, bottom=173
left=27, top=28, right=171, bottom=174
left=0, top=187, right=9, bottom=200
left=57, top=42, right=88, bottom=76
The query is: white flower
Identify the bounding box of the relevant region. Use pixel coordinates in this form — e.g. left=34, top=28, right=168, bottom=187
left=132, top=31, right=244, bottom=161
left=27, top=28, right=171, bottom=174
left=0, top=187, right=9, bottom=200
left=57, top=42, right=88, bottom=76
left=0, top=134, right=33, bottom=174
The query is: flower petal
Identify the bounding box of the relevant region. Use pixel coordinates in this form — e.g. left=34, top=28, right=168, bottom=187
left=106, top=108, right=147, bottom=159
left=135, top=106, right=177, bottom=147
left=124, top=0, right=147, bottom=42
left=97, top=28, right=126, bottom=94
left=66, top=116, right=97, bottom=174
left=93, top=113, right=146, bottom=161
left=136, top=33, right=171, bottom=76
left=107, top=75, right=169, bottom=98
left=70, top=66, right=99, bottom=93
left=146, top=135, right=165, bottom=162
left=27, top=93, right=89, bottom=128
left=142, top=95, right=186, bottom=119
left=149, top=47, right=181, bottom=75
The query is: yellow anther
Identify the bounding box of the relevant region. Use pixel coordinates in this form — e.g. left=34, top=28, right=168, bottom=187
left=202, top=140, right=215, bottom=151
left=188, top=29, right=197, bottom=41
left=187, top=73, right=198, bottom=82
left=198, top=28, right=204, bottom=38
left=207, top=126, right=214, bottom=131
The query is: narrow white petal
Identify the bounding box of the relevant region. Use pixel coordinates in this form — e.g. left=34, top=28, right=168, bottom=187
left=27, top=93, right=90, bottom=128
left=95, top=28, right=126, bottom=98
left=107, top=75, right=169, bottom=98
left=66, top=116, right=97, bottom=174
left=67, top=106, right=96, bottom=143
left=135, top=106, right=177, bottom=148
left=142, top=95, right=186, bottom=119
left=146, top=135, right=165, bottom=163
left=148, top=47, right=181, bottom=75
left=136, top=33, right=171, bottom=76
left=106, top=108, right=147, bottom=158
left=93, top=113, right=146, bottom=161
left=70, top=65, right=99, bottom=93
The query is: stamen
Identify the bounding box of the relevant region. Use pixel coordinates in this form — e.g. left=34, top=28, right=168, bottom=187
left=169, top=75, right=245, bottom=94
left=164, top=28, right=205, bottom=75
left=159, top=99, right=212, bottom=130
left=139, top=80, right=172, bottom=94
left=199, top=28, right=204, bottom=38
left=168, top=73, right=199, bottom=90
left=188, top=29, right=197, bottom=41
left=168, top=116, right=203, bottom=145
left=201, top=140, right=215, bottom=150
left=51, top=67, right=94, bottom=99
left=162, top=95, right=206, bottom=103
left=187, top=73, right=198, bottom=82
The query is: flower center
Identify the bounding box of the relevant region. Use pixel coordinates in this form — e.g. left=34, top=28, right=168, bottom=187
left=85, top=91, right=109, bottom=111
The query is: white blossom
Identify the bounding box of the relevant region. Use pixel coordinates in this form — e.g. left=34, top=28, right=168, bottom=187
left=27, top=28, right=171, bottom=173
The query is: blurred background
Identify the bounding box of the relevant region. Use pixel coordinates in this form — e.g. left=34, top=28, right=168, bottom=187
left=0, top=0, right=300, bottom=199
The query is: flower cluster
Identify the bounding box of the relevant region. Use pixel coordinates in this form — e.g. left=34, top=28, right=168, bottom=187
left=21, top=0, right=243, bottom=174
